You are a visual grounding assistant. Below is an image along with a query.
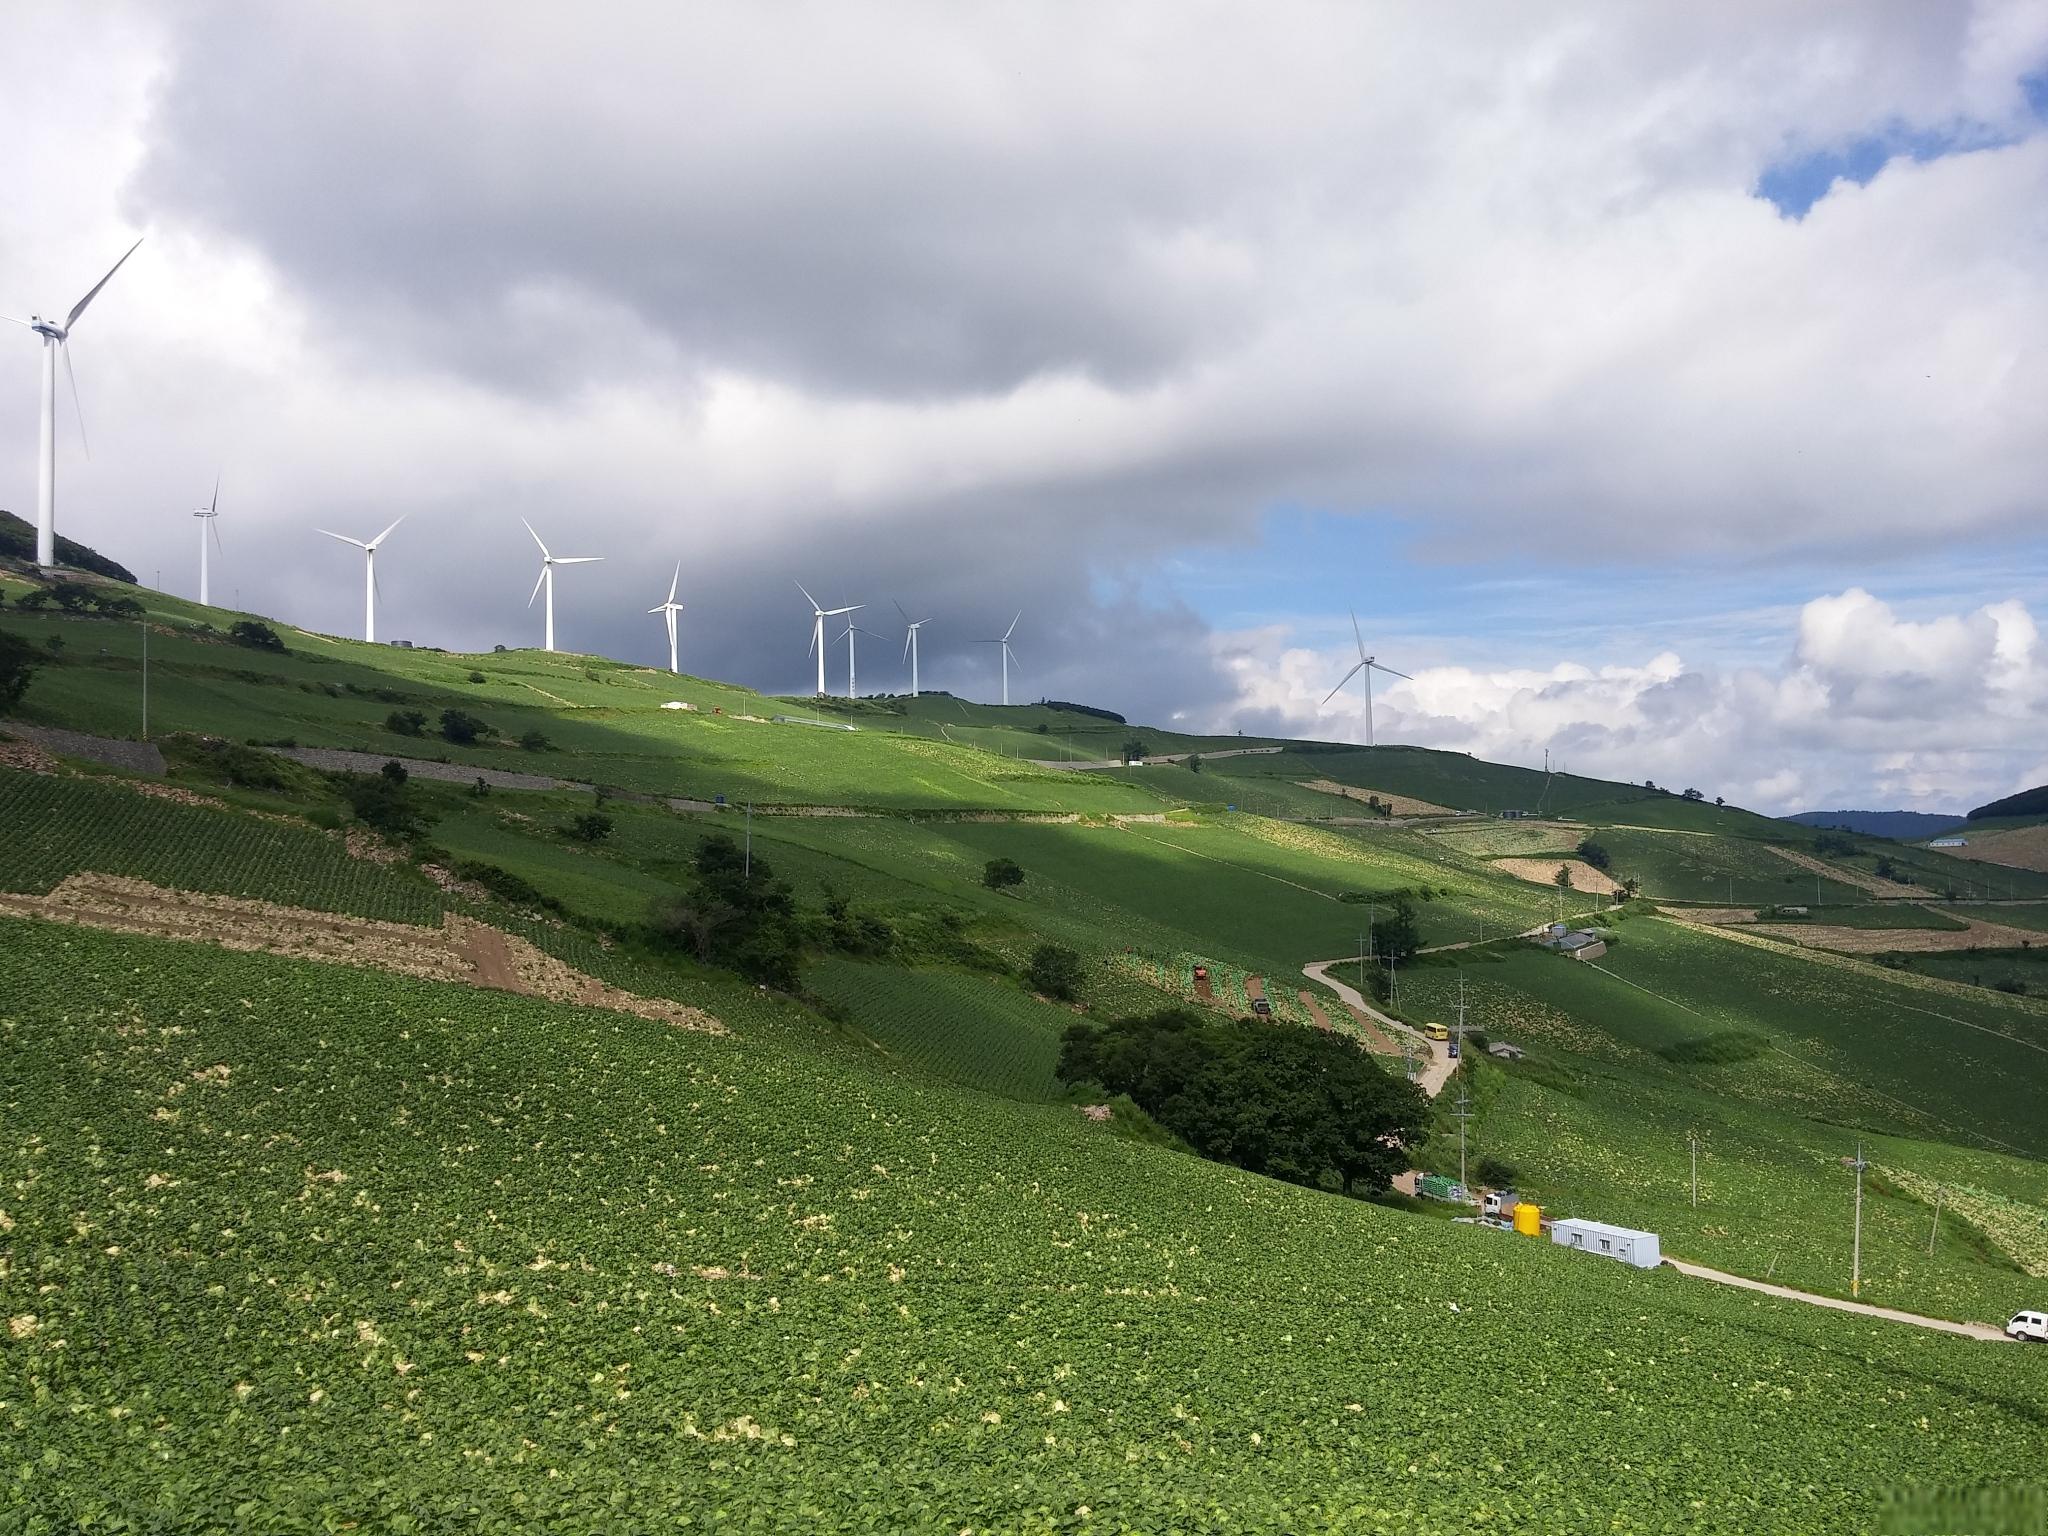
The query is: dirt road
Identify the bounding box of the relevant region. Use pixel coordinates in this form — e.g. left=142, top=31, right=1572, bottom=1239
left=1664, top=1258, right=2013, bottom=1342
left=1301, top=958, right=1456, bottom=1097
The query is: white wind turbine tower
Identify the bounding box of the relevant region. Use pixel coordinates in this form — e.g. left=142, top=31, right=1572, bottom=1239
left=648, top=562, right=685, bottom=673
left=193, top=475, right=222, bottom=607
left=316, top=515, right=406, bottom=643
left=894, top=601, right=930, bottom=697
left=523, top=518, right=602, bottom=653
left=980, top=611, right=1021, bottom=706
left=6, top=239, right=143, bottom=568
left=796, top=582, right=861, bottom=696
left=1321, top=610, right=1410, bottom=747
left=840, top=620, right=884, bottom=699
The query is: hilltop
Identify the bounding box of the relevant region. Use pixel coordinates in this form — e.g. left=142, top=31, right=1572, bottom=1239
left=3, top=564, right=2047, bottom=1528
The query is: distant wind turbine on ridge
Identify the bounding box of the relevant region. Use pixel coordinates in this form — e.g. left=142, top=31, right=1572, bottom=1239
left=5, top=238, right=143, bottom=568
left=980, top=611, right=1021, bottom=706
left=797, top=582, right=861, bottom=696
left=648, top=562, right=685, bottom=673
left=523, top=518, right=602, bottom=653
left=840, top=621, right=884, bottom=699
left=1320, top=609, right=1410, bottom=747
left=316, top=515, right=406, bottom=643
left=895, top=601, right=930, bottom=697
left=193, top=475, right=222, bottom=607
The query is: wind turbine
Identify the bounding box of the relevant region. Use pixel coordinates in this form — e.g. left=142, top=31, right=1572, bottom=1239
left=193, top=475, right=222, bottom=607
left=840, top=621, right=885, bottom=699
left=1320, top=610, right=1411, bottom=747
left=7, top=239, right=143, bottom=568
left=895, top=601, right=931, bottom=697
left=796, top=582, right=861, bottom=696
left=523, top=518, right=602, bottom=652
left=648, top=562, right=685, bottom=673
left=980, top=612, right=1021, bottom=706
left=316, top=515, right=406, bottom=643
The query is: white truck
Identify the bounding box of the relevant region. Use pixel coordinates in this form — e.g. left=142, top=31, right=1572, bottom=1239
left=2006, top=1310, right=2047, bottom=1342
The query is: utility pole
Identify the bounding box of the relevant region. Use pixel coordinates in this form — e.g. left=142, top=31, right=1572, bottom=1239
left=140, top=617, right=149, bottom=739
left=1927, top=1183, right=1944, bottom=1256
left=1689, top=1132, right=1698, bottom=1208
left=1850, top=1140, right=1868, bottom=1299
left=744, top=802, right=752, bottom=881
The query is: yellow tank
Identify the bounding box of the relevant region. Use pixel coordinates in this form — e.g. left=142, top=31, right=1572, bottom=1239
left=1512, top=1202, right=1542, bottom=1237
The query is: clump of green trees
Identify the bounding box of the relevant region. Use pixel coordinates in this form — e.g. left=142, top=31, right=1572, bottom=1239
left=1057, top=1007, right=1425, bottom=1196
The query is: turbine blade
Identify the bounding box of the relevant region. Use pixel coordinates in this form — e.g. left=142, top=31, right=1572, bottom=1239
left=553, top=555, right=602, bottom=564
left=1004, top=611, right=1021, bottom=640
left=0, top=315, right=33, bottom=328
left=528, top=566, right=548, bottom=607
left=902, top=629, right=913, bottom=662
left=1373, top=663, right=1413, bottom=681
left=1320, top=661, right=1366, bottom=707
left=65, top=237, right=143, bottom=330
left=648, top=604, right=665, bottom=615
left=794, top=580, right=821, bottom=612
left=316, top=529, right=369, bottom=548
left=210, top=514, right=224, bottom=553
left=522, top=517, right=550, bottom=559
left=667, top=562, right=680, bottom=604
left=210, top=472, right=220, bottom=515
left=61, top=342, right=88, bottom=459
left=893, top=598, right=910, bottom=624
left=366, top=514, right=406, bottom=550
left=1350, top=608, right=1365, bottom=660
left=824, top=603, right=862, bottom=615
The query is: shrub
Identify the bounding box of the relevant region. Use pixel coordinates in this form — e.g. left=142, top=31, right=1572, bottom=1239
left=380, top=759, right=409, bottom=785
left=518, top=729, right=552, bottom=752
left=467, top=670, right=486, bottom=683
left=0, top=631, right=43, bottom=712
left=386, top=709, right=428, bottom=736
left=438, top=709, right=490, bottom=745
left=1028, top=943, right=1084, bottom=1001
left=332, top=771, right=432, bottom=838
left=1656, top=1030, right=1771, bottom=1066
left=1576, top=838, right=1611, bottom=871
left=228, top=620, right=285, bottom=653
left=648, top=834, right=802, bottom=991
left=453, top=859, right=563, bottom=914
left=567, top=811, right=614, bottom=843
left=982, top=857, right=1025, bottom=892
left=469, top=776, right=491, bottom=798
left=1474, top=1155, right=1518, bottom=1188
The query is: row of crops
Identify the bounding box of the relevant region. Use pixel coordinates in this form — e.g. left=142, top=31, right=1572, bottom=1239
left=5, top=919, right=2044, bottom=1530
left=805, top=957, right=1071, bottom=1101
left=0, top=768, right=443, bottom=925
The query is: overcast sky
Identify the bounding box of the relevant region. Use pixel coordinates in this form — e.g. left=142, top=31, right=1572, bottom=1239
left=6, top=1, right=2046, bottom=813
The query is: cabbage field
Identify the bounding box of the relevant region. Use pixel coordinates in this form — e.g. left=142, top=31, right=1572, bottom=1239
left=4, top=918, right=2046, bottom=1532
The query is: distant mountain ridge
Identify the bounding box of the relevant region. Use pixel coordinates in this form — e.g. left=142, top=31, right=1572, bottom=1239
left=1969, top=785, right=2048, bottom=822
left=1784, top=809, right=1966, bottom=840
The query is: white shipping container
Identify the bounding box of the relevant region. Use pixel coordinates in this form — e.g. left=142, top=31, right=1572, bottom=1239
left=1550, top=1217, right=1662, bottom=1270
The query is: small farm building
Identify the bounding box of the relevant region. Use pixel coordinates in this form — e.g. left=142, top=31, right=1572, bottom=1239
left=1487, top=1041, right=1525, bottom=1061
left=1556, top=932, right=1607, bottom=962
left=1930, top=837, right=1966, bottom=848
left=1551, top=1218, right=1661, bottom=1270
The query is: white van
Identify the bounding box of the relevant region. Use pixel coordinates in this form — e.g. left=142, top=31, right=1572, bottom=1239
left=2006, top=1310, right=2047, bottom=1342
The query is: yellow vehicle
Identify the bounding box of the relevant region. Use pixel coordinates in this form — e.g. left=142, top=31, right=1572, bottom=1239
left=1424, top=1022, right=1449, bottom=1041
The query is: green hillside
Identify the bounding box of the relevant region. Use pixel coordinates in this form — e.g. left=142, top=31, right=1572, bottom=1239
left=7, top=919, right=2045, bottom=1532
left=6, top=566, right=2048, bottom=1528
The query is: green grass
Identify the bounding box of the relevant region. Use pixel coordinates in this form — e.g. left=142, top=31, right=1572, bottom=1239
left=1896, top=947, right=2048, bottom=997
left=0, top=767, right=442, bottom=924
left=1759, top=903, right=1970, bottom=931
left=6, top=917, right=2047, bottom=1531
left=1593, top=825, right=1869, bottom=907
left=807, top=957, right=1071, bottom=1101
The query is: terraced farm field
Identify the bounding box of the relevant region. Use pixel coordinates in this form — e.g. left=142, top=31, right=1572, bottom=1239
left=6, top=918, right=2045, bottom=1532
left=806, top=958, right=1071, bottom=1100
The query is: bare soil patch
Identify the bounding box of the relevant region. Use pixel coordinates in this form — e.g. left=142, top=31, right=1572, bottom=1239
left=1766, top=844, right=1936, bottom=897
left=1942, top=825, right=2048, bottom=874
left=1749, top=916, right=2048, bottom=955
left=0, top=874, right=724, bottom=1034
left=1299, top=780, right=1455, bottom=816
left=1297, top=991, right=1333, bottom=1031
left=1492, top=857, right=1622, bottom=896
left=0, top=736, right=63, bottom=774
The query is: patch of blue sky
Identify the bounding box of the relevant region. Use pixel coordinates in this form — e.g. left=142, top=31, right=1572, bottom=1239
left=1757, top=95, right=2044, bottom=219
left=1165, top=503, right=2048, bottom=675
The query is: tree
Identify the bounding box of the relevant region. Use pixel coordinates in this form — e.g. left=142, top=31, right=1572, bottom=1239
left=567, top=811, right=614, bottom=843
left=1576, top=838, right=1611, bottom=871
left=1474, top=1155, right=1518, bottom=1188
left=1554, top=863, right=1573, bottom=891
left=228, top=620, right=285, bottom=653
left=982, top=857, right=1025, bottom=892
left=333, top=771, right=432, bottom=838
left=1028, top=943, right=1084, bottom=1001
left=439, top=709, right=490, bottom=745
left=1121, top=736, right=1150, bottom=762
left=518, top=729, right=552, bottom=752
left=379, top=759, right=409, bottom=785
left=0, top=632, right=43, bottom=712
left=1186, top=754, right=1202, bottom=774
left=1682, top=787, right=1704, bottom=801
left=1369, top=894, right=1423, bottom=966
left=649, top=834, right=801, bottom=990
left=386, top=709, right=428, bottom=736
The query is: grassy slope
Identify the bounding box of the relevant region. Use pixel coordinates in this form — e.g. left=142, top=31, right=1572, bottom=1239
left=5, top=919, right=2045, bottom=1533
